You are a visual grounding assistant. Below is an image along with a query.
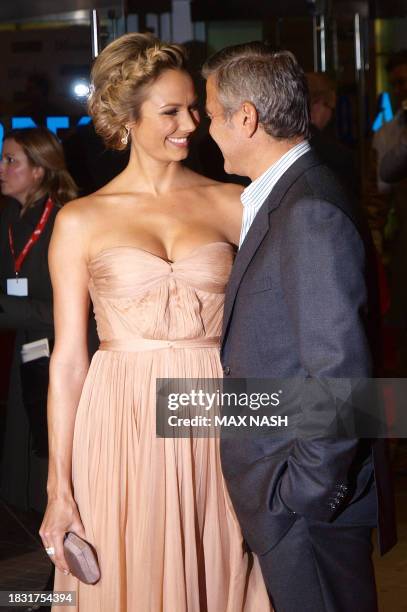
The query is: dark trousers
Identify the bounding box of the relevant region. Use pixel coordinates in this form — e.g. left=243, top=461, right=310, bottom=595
left=257, top=517, right=378, bottom=612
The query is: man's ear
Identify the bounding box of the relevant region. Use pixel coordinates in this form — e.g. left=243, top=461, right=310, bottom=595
left=241, top=101, right=258, bottom=137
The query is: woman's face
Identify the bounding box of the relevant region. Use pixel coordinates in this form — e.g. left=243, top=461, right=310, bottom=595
left=0, top=139, right=43, bottom=204
left=130, top=69, right=200, bottom=162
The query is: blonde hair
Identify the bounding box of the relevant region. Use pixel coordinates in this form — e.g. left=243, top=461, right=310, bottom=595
left=4, top=127, right=78, bottom=215
left=88, top=33, right=187, bottom=151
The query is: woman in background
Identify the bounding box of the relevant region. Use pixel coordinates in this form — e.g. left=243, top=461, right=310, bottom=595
left=0, top=127, right=77, bottom=514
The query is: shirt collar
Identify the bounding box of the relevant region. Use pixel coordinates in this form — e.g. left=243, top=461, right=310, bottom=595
left=241, top=140, right=311, bottom=209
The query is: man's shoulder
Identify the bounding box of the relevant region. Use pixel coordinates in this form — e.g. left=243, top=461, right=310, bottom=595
left=279, top=160, right=359, bottom=227
left=286, top=159, right=347, bottom=203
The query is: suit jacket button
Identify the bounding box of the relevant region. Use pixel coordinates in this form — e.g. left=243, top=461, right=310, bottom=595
left=223, top=366, right=231, bottom=376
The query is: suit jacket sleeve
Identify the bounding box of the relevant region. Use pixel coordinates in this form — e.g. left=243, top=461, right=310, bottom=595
left=278, top=197, right=371, bottom=522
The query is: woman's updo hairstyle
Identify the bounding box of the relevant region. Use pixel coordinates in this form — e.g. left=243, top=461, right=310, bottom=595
left=88, top=33, right=187, bottom=150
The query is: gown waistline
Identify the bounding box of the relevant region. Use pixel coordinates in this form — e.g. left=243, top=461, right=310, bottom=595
left=98, top=337, right=220, bottom=352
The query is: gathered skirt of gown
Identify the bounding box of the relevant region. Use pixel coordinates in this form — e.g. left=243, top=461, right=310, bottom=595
left=52, top=243, right=272, bottom=611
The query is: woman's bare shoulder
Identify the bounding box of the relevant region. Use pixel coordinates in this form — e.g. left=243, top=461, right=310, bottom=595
left=53, top=194, right=106, bottom=247
left=204, top=181, right=244, bottom=211
left=214, top=181, right=244, bottom=199
left=203, top=182, right=243, bottom=245
left=185, top=168, right=244, bottom=196
left=57, top=191, right=107, bottom=221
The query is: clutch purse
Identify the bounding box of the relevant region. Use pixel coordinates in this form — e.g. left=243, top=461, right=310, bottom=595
left=63, top=532, right=101, bottom=584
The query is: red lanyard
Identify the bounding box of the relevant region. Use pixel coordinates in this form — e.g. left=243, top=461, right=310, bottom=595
left=8, top=197, right=54, bottom=276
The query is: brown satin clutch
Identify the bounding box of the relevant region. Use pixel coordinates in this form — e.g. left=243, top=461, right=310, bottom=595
left=63, top=532, right=101, bottom=584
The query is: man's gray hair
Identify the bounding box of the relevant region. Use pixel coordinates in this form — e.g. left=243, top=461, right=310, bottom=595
left=202, top=41, right=310, bottom=140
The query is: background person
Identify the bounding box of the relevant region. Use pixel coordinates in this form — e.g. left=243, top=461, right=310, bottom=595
left=306, top=71, right=359, bottom=198
left=0, top=127, right=77, bottom=514
left=380, top=122, right=407, bottom=183
left=364, top=49, right=407, bottom=340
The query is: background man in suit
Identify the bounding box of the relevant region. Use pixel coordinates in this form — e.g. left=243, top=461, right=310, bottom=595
left=203, top=43, right=396, bottom=612
left=380, top=127, right=407, bottom=183
left=305, top=71, right=359, bottom=198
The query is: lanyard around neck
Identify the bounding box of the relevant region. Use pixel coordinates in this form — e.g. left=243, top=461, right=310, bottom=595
left=8, top=197, right=54, bottom=276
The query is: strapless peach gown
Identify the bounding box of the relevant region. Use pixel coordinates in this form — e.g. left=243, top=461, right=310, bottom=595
left=52, top=242, right=271, bottom=612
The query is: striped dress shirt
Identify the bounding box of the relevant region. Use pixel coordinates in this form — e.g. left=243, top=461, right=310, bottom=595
left=239, top=140, right=311, bottom=247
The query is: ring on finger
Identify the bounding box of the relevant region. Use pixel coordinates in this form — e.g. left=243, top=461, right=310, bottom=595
left=45, top=546, right=55, bottom=556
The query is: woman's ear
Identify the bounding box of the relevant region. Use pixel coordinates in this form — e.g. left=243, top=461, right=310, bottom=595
left=32, top=166, right=45, bottom=183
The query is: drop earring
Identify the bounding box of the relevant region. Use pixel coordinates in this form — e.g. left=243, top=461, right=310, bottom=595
left=121, top=125, right=130, bottom=146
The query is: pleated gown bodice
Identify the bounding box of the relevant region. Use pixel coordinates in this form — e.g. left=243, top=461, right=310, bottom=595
left=88, top=242, right=234, bottom=351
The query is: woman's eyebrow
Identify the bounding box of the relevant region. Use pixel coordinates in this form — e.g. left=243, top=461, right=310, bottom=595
left=159, top=99, right=199, bottom=108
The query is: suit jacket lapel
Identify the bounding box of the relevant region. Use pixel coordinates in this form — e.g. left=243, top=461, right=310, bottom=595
left=221, top=150, right=322, bottom=346
left=221, top=201, right=269, bottom=344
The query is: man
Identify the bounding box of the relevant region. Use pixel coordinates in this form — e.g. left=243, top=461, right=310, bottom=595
left=373, top=49, right=407, bottom=188
left=203, top=43, right=396, bottom=612
left=365, top=50, right=407, bottom=331
left=306, top=72, right=358, bottom=197
left=380, top=126, right=407, bottom=183
left=307, top=71, right=336, bottom=131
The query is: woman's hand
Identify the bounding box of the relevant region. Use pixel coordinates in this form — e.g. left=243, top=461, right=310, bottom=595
left=39, top=496, right=86, bottom=575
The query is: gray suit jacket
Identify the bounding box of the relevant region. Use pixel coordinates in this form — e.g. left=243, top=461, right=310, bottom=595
left=220, top=151, right=397, bottom=556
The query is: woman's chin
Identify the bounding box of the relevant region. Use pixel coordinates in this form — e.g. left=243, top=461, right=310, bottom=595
left=169, top=150, right=189, bottom=163
left=165, top=140, right=190, bottom=157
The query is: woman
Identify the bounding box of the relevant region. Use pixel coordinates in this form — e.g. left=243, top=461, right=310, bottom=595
left=0, top=127, right=77, bottom=513
left=40, top=34, right=271, bottom=611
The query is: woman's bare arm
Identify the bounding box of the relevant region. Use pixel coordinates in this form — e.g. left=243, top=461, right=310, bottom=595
left=39, top=200, right=91, bottom=573
left=46, top=202, right=91, bottom=498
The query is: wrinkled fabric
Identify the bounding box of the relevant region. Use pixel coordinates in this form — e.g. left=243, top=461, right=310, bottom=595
left=52, top=243, right=271, bottom=612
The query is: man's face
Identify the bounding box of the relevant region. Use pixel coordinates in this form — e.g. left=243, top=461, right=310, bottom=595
left=389, top=64, right=407, bottom=108
left=310, top=99, right=334, bottom=131
left=205, top=75, right=242, bottom=175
